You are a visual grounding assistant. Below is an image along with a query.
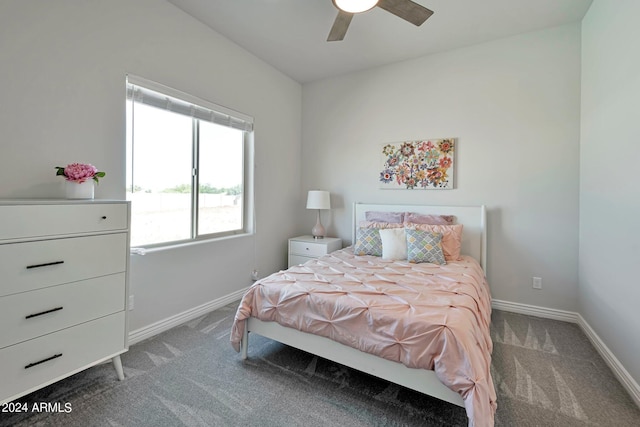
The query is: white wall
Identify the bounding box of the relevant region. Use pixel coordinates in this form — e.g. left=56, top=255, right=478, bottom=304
left=302, top=24, right=582, bottom=311
left=580, top=0, right=640, bottom=383
left=1, top=0, right=635, bottom=391
left=0, top=0, right=302, bottom=330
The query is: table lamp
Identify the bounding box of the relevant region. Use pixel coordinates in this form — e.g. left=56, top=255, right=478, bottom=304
left=306, top=190, right=331, bottom=239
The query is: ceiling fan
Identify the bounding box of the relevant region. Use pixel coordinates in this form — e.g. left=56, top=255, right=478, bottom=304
left=328, top=0, right=434, bottom=41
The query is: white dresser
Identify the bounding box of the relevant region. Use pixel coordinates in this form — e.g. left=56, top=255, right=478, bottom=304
left=288, top=235, right=342, bottom=267
left=0, top=200, right=130, bottom=404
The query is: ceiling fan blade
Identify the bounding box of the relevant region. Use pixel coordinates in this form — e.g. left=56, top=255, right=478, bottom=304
left=377, top=0, right=434, bottom=26
left=327, top=11, right=353, bottom=41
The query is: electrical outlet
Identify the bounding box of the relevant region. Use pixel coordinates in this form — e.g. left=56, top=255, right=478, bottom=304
left=251, top=270, right=259, bottom=281
left=532, top=277, right=542, bottom=290
left=129, top=295, right=135, bottom=310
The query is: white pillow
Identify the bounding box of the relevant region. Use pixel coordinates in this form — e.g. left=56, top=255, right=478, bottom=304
left=379, top=228, right=407, bottom=260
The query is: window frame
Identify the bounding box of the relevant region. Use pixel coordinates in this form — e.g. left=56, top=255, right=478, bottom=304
left=126, top=75, right=254, bottom=249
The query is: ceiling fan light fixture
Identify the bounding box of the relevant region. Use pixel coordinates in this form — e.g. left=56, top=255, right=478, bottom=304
left=333, top=0, right=379, bottom=14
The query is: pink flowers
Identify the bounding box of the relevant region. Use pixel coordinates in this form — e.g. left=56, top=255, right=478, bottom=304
left=55, top=163, right=106, bottom=184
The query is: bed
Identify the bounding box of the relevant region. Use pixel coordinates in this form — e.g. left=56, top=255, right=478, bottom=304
left=230, top=203, right=496, bottom=427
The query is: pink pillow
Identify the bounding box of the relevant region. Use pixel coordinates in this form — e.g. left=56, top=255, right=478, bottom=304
left=359, top=220, right=404, bottom=229
left=365, top=211, right=404, bottom=223
left=404, top=212, right=455, bottom=225
left=404, top=223, right=463, bottom=261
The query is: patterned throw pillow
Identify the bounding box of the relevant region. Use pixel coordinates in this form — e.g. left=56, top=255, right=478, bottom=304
left=354, top=227, right=383, bottom=256
left=406, top=229, right=446, bottom=265
left=404, top=223, right=463, bottom=261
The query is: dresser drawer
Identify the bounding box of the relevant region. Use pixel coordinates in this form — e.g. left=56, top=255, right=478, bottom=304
left=0, top=203, right=128, bottom=241
left=0, top=233, right=127, bottom=297
left=289, top=240, right=329, bottom=257
left=0, top=312, right=126, bottom=403
left=0, top=273, right=125, bottom=349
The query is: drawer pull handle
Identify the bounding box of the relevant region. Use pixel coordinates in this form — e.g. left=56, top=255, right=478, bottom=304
left=25, top=306, right=64, bottom=319
left=26, top=261, right=64, bottom=269
left=25, top=353, right=63, bottom=369
left=101, top=216, right=107, bottom=219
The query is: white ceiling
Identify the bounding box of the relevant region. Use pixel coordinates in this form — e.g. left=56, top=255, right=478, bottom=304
left=167, top=0, right=593, bottom=83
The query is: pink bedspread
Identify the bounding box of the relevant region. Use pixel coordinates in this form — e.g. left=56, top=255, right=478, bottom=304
left=231, top=248, right=497, bottom=427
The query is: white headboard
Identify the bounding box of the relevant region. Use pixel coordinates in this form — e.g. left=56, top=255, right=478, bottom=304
left=353, top=203, right=487, bottom=271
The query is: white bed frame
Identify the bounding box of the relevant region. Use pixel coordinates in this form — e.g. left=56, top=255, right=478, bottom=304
left=241, top=203, right=487, bottom=409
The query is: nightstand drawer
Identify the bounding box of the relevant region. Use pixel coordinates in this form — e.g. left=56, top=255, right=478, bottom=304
left=288, top=236, right=342, bottom=268
left=289, top=240, right=329, bottom=257
left=289, top=254, right=315, bottom=266
left=0, top=233, right=127, bottom=297
left=0, top=312, right=125, bottom=403
left=0, top=203, right=128, bottom=241
left=0, top=273, right=126, bottom=349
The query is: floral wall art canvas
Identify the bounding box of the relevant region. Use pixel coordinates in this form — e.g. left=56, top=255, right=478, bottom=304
left=379, top=139, right=455, bottom=190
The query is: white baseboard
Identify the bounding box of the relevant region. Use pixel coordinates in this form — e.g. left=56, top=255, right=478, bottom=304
left=491, top=299, right=579, bottom=323
left=576, top=313, right=640, bottom=407
left=492, top=299, right=640, bottom=408
left=128, top=287, right=249, bottom=346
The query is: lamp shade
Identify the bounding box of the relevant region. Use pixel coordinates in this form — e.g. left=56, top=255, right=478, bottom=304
left=306, top=191, right=331, bottom=210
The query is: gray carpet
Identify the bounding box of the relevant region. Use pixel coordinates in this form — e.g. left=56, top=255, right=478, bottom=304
left=1, top=303, right=638, bottom=427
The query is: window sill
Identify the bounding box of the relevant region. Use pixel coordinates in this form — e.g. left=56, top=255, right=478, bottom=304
left=130, top=232, right=253, bottom=255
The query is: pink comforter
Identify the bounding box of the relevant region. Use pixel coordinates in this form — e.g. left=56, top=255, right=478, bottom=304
left=231, top=248, right=497, bottom=427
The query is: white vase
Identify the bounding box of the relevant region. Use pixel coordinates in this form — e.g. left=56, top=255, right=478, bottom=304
left=65, top=180, right=95, bottom=199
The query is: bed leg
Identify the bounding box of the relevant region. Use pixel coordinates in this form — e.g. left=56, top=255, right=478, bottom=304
left=241, top=324, right=249, bottom=360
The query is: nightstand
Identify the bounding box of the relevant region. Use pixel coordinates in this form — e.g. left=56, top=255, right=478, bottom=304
left=288, top=235, right=342, bottom=267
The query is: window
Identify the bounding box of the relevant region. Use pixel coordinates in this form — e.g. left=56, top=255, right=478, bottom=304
left=126, top=76, right=253, bottom=248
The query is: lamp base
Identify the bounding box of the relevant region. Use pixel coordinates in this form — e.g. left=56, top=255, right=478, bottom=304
left=311, top=211, right=326, bottom=239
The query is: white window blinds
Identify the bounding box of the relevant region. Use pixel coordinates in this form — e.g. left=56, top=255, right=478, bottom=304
left=126, top=75, right=253, bottom=132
